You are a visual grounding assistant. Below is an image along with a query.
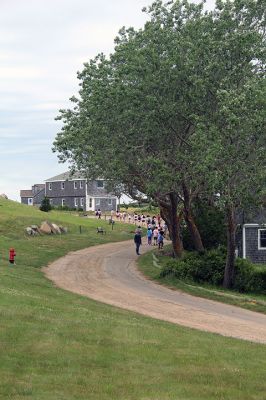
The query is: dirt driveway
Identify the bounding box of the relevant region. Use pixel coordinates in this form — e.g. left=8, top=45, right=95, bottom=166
left=44, top=240, right=266, bottom=344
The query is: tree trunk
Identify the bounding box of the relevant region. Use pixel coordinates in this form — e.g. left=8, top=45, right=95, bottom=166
left=182, top=183, right=204, bottom=252
left=159, top=193, right=183, bottom=258
left=223, top=205, right=236, bottom=289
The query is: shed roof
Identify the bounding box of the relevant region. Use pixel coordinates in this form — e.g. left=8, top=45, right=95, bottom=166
left=20, top=190, right=33, bottom=198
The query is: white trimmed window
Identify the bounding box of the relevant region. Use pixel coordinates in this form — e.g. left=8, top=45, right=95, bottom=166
left=80, top=181, right=84, bottom=189
left=62, top=199, right=65, bottom=206
left=108, top=198, right=112, bottom=206
left=96, top=180, right=104, bottom=188
left=28, top=198, right=33, bottom=205
left=74, top=198, right=78, bottom=207
left=80, top=198, right=84, bottom=207
left=89, top=198, right=92, bottom=208
left=48, top=183, right=52, bottom=190
left=74, top=181, right=78, bottom=190
left=96, top=199, right=100, bottom=206
left=258, top=229, right=266, bottom=249
left=61, top=182, right=65, bottom=190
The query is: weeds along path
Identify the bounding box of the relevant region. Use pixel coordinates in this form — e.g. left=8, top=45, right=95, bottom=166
left=44, top=240, right=266, bottom=344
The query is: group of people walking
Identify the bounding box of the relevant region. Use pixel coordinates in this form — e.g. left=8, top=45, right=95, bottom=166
left=94, top=208, right=166, bottom=256
left=111, top=210, right=163, bottom=227
left=134, top=224, right=166, bottom=255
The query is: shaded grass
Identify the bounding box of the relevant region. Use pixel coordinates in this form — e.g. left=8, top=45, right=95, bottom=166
left=0, top=199, right=266, bottom=399
left=138, top=246, right=266, bottom=314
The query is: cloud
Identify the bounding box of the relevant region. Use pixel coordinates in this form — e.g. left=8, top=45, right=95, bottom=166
left=0, top=66, right=44, bottom=80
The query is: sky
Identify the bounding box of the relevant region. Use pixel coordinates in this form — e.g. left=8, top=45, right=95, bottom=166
left=0, top=0, right=215, bottom=201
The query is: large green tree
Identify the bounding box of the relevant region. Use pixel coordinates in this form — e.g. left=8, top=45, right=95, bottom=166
left=54, top=0, right=265, bottom=284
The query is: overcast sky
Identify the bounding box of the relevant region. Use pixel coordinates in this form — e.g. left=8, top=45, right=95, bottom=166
left=0, top=0, right=215, bottom=201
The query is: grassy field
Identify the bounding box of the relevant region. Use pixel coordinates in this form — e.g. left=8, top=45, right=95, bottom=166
left=0, top=198, right=266, bottom=399
left=138, top=247, right=266, bottom=314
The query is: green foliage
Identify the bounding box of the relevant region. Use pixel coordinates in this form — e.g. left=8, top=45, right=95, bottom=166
left=161, top=248, right=226, bottom=286
left=56, top=205, right=77, bottom=211
left=234, top=259, right=266, bottom=294
left=161, top=249, right=266, bottom=294
left=182, top=199, right=226, bottom=250
left=39, top=196, right=52, bottom=212
left=53, top=0, right=266, bottom=282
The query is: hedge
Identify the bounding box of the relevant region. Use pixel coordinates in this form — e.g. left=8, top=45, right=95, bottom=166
left=160, top=248, right=266, bottom=294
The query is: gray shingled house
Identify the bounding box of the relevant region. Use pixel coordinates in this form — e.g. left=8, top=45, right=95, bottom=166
left=236, top=208, right=266, bottom=264
left=20, top=184, right=45, bottom=206
left=44, top=171, right=117, bottom=212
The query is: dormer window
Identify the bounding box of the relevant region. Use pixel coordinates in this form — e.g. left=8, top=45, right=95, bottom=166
left=74, top=181, right=78, bottom=190
left=80, top=181, right=84, bottom=189
left=48, top=183, right=52, bottom=190
left=96, top=180, right=104, bottom=188
left=61, top=182, right=65, bottom=190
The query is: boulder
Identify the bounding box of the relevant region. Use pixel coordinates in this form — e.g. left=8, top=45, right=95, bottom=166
left=52, top=223, right=61, bottom=234
left=59, top=226, right=68, bottom=234
left=0, top=193, right=8, bottom=199
left=40, top=221, right=52, bottom=234
left=48, top=222, right=57, bottom=234
left=26, top=227, right=34, bottom=235
left=31, top=225, right=40, bottom=235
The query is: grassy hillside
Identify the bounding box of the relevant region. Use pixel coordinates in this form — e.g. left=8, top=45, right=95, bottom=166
left=0, top=199, right=265, bottom=400
left=0, top=198, right=134, bottom=267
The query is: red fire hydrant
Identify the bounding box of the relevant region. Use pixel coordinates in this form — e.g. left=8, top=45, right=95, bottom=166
left=9, top=248, right=16, bottom=265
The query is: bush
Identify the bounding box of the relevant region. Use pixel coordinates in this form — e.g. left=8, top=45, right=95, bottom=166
left=160, top=247, right=226, bottom=286
left=160, top=249, right=266, bottom=294
left=56, top=205, right=77, bottom=211
left=181, top=199, right=226, bottom=250
left=39, top=197, right=52, bottom=212
left=235, top=259, right=266, bottom=294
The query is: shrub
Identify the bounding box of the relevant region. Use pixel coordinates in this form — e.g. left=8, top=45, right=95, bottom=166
left=181, top=199, right=226, bottom=250
left=39, top=197, right=52, bottom=212
left=160, top=247, right=226, bottom=285
left=56, top=205, right=77, bottom=211
left=234, top=259, right=266, bottom=294
left=160, top=248, right=266, bottom=294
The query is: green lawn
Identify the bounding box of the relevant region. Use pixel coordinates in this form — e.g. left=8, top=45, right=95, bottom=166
left=0, top=199, right=266, bottom=399
left=138, top=247, right=266, bottom=314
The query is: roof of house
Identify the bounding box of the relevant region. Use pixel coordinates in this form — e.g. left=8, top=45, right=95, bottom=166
left=20, top=185, right=45, bottom=198
left=45, top=171, right=86, bottom=182
left=20, top=190, right=33, bottom=198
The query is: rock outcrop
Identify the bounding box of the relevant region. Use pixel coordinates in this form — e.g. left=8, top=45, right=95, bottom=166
left=25, top=221, right=67, bottom=236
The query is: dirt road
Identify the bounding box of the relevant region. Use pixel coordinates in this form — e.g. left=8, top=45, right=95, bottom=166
left=44, top=240, right=266, bottom=344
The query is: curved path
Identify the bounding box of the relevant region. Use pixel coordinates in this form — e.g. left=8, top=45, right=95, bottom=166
left=44, top=240, right=266, bottom=344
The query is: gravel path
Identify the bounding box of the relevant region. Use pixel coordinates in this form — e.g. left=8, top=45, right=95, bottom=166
left=44, top=240, right=266, bottom=344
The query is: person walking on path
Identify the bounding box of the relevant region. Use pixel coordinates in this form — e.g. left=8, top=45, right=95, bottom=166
left=134, top=231, right=142, bottom=255
left=158, top=230, right=164, bottom=250
left=147, top=227, right=153, bottom=246
left=153, top=227, right=159, bottom=246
